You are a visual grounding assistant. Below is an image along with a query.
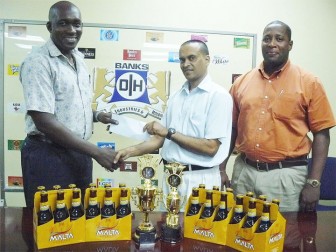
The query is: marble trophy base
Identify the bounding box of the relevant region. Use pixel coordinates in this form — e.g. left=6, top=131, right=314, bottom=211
left=133, top=226, right=158, bottom=246
left=160, top=223, right=182, bottom=243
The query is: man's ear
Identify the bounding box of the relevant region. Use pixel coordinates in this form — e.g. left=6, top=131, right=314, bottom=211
left=289, top=40, right=293, bottom=51
left=46, top=21, right=52, bottom=33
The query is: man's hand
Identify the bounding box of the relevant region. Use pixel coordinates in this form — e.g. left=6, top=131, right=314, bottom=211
left=93, top=147, right=120, bottom=172
left=143, top=121, right=168, bottom=137
left=220, top=170, right=231, bottom=190
left=299, top=185, right=320, bottom=212
left=98, top=111, right=119, bottom=125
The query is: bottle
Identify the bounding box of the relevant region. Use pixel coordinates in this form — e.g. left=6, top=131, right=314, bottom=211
left=37, top=185, right=46, bottom=192
left=86, top=187, right=100, bottom=219
left=256, top=202, right=272, bottom=233
left=101, top=187, right=116, bottom=219
left=258, top=195, right=267, bottom=201
left=242, top=197, right=258, bottom=228
left=186, top=187, right=201, bottom=216
left=53, top=185, right=61, bottom=190
left=230, top=194, right=245, bottom=224
left=68, top=183, right=76, bottom=189
left=272, top=198, right=280, bottom=206
left=89, top=182, right=97, bottom=188
left=116, top=188, right=131, bottom=218
left=213, top=185, right=220, bottom=191
left=53, top=189, right=69, bottom=223
left=199, top=184, right=206, bottom=189
left=214, top=191, right=228, bottom=221
left=119, top=183, right=126, bottom=188
left=37, top=190, right=53, bottom=225
left=246, top=191, right=254, bottom=198
left=69, top=188, right=84, bottom=221
left=200, top=190, right=214, bottom=219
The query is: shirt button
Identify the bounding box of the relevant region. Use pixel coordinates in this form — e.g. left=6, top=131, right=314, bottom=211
left=256, top=144, right=260, bottom=147
left=261, top=111, right=265, bottom=114
left=265, top=96, right=268, bottom=99
left=268, top=80, right=272, bottom=83
left=256, top=159, right=260, bottom=162
left=258, top=128, right=262, bottom=131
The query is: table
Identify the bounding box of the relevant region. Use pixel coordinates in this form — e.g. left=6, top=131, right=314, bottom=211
left=0, top=207, right=335, bottom=251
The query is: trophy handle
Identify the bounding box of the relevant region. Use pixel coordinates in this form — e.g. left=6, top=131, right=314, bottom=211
left=131, top=187, right=139, bottom=206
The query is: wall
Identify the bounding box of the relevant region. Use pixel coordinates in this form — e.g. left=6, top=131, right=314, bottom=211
left=1, top=0, right=335, bottom=206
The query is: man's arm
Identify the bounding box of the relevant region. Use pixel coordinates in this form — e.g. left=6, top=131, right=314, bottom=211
left=144, top=121, right=221, bottom=156
left=300, top=128, right=331, bottom=211
left=114, top=134, right=165, bottom=162
left=29, top=111, right=118, bottom=171
left=219, top=127, right=238, bottom=188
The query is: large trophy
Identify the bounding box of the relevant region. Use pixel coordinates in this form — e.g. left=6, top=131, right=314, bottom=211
left=161, top=162, right=185, bottom=243
left=132, top=155, right=162, bottom=246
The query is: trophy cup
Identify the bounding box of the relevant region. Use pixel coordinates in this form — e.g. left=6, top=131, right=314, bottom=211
left=132, top=155, right=162, bottom=246
left=161, top=162, right=185, bottom=243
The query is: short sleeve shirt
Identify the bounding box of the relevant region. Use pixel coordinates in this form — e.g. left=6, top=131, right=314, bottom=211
left=20, top=39, right=93, bottom=140
left=230, top=60, right=335, bottom=162
left=161, top=75, right=233, bottom=167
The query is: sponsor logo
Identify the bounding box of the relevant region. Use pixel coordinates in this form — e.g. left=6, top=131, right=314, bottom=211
left=49, top=233, right=74, bottom=241
left=234, top=237, right=255, bottom=250
left=96, top=228, right=120, bottom=236
left=193, top=228, right=215, bottom=238
left=269, top=233, right=283, bottom=243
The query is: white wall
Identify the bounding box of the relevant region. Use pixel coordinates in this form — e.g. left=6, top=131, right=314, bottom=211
left=1, top=0, right=335, bottom=206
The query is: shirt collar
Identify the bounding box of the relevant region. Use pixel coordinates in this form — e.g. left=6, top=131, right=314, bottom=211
left=258, top=60, right=291, bottom=79
left=182, top=74, right=212, bottom=93
left=46, top=39, right=82, bottom=59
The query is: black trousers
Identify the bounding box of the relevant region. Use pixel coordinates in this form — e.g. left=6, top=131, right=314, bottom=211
left=21, top=136, right=93, bottom=207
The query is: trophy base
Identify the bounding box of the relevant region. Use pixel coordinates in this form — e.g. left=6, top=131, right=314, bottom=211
left=133, top=226, right=158, bottom=245
left=160, top=223, right=182, bottom=243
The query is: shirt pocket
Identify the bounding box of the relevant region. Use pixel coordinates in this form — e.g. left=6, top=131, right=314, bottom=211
left=271, top=93, right=304, bottom=120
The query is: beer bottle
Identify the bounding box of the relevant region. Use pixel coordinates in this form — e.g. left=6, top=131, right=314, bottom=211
left=119, top=183, right=126, bottom=188
left=101, top=187, right=116, bottom=219
left=116, top=188, right=131, bottom=218
left=213, top=185, right=220, bottom=191
left=230, top=194, right=245, bottom=224
left=186, top=187, right=201, bottom=216
left=272, top=198, right=280, bottom=206
left=214, top=191, right=228, bottom=221
left=37, top=190, right=53, bottom=225
left=256, top=202, right=272, bottom=233
left=258, top=195, right=267, bottom=201
left=242, top=197, right=258, bottom=228
left=246, top=191, right=254, bottom=198
left=68, top=183, right=76, bottom=189
left=37, top=185, right=46, bottom=192
left=53, top=185, right=61, bottom=190
left=69, top=188, right=84, bottom=221
left=89, top=182, right=97, bottom=188
left=199, top=184, right=206, bottom=189
left=200, top=190, right=214, bottom=219
left=86, top=187, right=100, bottom=219
left=53, top=189, right=69, bottom=223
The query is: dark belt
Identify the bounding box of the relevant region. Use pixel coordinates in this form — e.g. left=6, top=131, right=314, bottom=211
left=27, top=134, right=54, bottom=144
left=241, top=153, right=308, bottom=171
left=162, top=159, right=212, bottom=172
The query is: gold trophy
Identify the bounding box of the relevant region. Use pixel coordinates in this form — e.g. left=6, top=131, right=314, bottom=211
left=132, top=155, right=162, bottom=246
left=161, top=162, right=185, bottom=243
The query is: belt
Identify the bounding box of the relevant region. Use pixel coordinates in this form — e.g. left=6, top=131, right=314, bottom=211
left=162, top=159, right=212, bottom=172
left=241, top=153, right=308, bottom=171
left=27, top=134, right=53, bottom=144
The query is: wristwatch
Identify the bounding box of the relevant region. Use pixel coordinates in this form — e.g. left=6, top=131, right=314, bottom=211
left=166, top=128, right=176, bottom=140
left=306, top=179, right=321, bottom=188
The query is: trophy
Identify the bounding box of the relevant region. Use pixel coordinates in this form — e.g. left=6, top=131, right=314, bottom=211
left=132, top=155, right=162, bottom=246
left=161, top=162, right=185, bottom=243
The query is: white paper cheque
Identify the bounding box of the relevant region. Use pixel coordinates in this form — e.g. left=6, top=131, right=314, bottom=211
left=108, top=114, right=150, bottom=141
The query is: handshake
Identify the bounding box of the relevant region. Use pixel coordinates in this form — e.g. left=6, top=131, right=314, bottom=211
left=95, top=112, right=166, bottom=173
